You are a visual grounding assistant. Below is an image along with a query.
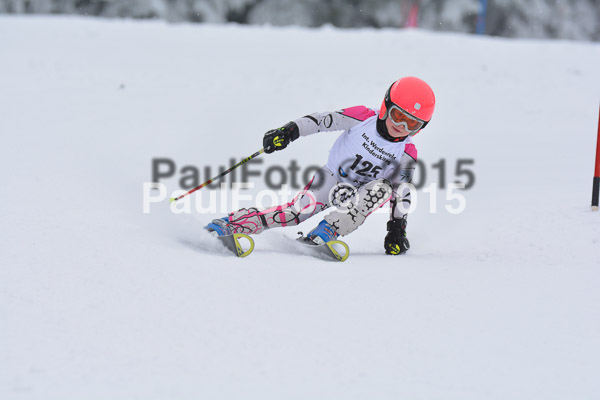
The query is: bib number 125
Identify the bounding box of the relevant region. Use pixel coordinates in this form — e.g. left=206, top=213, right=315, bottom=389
left=348, top=154, right=382, bottom=178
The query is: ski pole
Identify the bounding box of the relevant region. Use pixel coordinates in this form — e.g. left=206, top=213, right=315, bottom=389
left=169, top=148, right=265, bottom=203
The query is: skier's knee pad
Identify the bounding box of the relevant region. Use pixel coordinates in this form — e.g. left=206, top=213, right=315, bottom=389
left=355, top=179, right=393, bottom=215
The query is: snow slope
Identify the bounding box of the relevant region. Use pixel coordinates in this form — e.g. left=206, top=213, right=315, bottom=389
left=1, top=16, right=599, bottom=399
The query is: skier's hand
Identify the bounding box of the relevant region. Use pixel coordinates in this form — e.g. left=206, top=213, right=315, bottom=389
left=263, top=122, right=300, bottom=154
left=384, top=218, right=410, bottom=255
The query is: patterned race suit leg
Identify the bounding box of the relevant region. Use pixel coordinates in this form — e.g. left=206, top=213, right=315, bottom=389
left=324, top=179, right=393, bottom=236
left=226, top=166, right=393, bottom=237
left=226, top=166, right=336, bottom=235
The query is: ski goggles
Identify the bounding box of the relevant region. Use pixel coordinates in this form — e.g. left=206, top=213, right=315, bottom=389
left=387, top=105, right=425, bottom=134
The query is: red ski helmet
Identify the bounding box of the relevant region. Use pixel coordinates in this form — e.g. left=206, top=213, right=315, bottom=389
left=379, top=77, right=436, bottom=133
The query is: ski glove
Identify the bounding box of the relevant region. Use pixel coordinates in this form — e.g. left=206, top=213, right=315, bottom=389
left=263, top=122, right=300, bottom=154
left=384, top=217, right=410, bottom=255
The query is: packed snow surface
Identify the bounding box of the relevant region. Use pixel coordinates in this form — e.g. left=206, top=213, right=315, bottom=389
left=1, top=16, right=599, bottom=399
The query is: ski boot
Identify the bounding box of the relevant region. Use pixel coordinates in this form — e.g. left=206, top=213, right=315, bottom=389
left=297, top=219, right=348, bottom=261
left=204, top=216, right=232, bottom=237
left=204, top=216, right=254, bottom=257
left=306, top=219, right=339, bottom=245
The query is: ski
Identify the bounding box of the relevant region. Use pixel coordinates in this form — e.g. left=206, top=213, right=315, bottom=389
left=208, top=231, right=349, bottom=261
left=216, top=233, right=255, bottom=258
left=295, top=234, right=350, bottom=262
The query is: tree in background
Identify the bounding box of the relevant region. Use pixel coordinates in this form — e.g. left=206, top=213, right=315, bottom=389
left=0, top=0, right=598, bottom=41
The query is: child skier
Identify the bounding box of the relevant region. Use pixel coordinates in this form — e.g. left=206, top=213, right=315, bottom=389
left=206, top=76, right=435, bottom=255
